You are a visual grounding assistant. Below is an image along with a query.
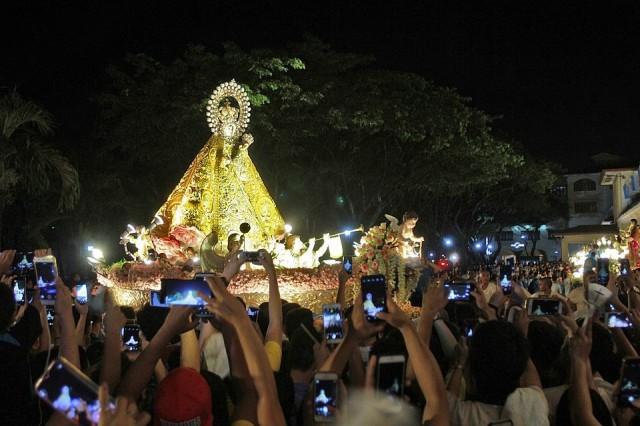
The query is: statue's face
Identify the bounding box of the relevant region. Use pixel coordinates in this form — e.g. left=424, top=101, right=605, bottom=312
left=405, top=218, right=418, bottom=229
left=293, top=238, right=304, bottom=252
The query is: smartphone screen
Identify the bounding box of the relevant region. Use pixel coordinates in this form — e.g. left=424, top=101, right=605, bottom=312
left=13, top=277, right=26, bottom=305
left=313, top=374, right=338, bottom=421
left=596, top=258, right=610, bottom=285
left=360, top=274, right=387, bottom=321
left=149, top=290, right=168, bottom=308
left=619, top=358, right=640, bottom=406
left=35, top=357, right=114, bottom=425
left=376, top=355, right=406, bottom=398
left=12, top=251, right=34, bottom=275
left=161, top=279, right=212, bottom=306
left=500, top=265, right=513, bottom=295
left=46, top=306, right=55, bottom=327
left=75, top=283, right=88, bottom=305
left=620, top=259, right=631, bottom=277
left=121, top=324, right=141, bottom=352
left=323, top=304, right=343, bottom=343
left=445, top=282, right=474, bottom=301
left=247, top=306, right=259, bottom=321
left=34, top=257, right=58, bottom=302
left=606, top=312, right=632, bottom=328
left=342, top=256, right=353, bottom=274
left=528, top=298, right=562, bottom=316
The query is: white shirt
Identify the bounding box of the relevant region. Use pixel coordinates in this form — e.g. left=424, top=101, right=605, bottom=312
left=448, top=386, right=550, bottom=426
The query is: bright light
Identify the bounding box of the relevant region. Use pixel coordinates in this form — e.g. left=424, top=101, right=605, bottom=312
left=127, top=224, right=136, bottom=233
left=429, top=252, right=435, bottom=258
left=192, top=256, right=200, bottom=263
left=284, top=223, right=293, bottom=233
left=474, top=242, right=482, bottom=250
left=144, top=259, right=153, bottom=265
left=520, top=234, right=526, bottom=239
left=344, top=229, right=351, bottom=236
left=449, top=252, right=460, bottom=263
left=487, top=244, right=493, bottom=250
left=444, top=238, right=453, bottom=247
left=91, top=248, right=104, bottom=260
left=87, top=245, right=94, bottom=252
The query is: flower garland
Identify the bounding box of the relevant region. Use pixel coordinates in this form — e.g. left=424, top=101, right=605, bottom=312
left=354, top=220, right=407, bottom=299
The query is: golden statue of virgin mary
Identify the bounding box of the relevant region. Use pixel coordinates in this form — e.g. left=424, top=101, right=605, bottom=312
left=151, top=80, right=285, bottom=254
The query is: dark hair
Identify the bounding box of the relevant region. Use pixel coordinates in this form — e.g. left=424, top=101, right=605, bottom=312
left=528, top=321, right=566, bottom=387
left=200, top=371, right=231, bottom=426
left=468, top=321, right=529, bottom=405
left=119, top=306, right=136, bottom=320
left=590, top=322, right=622, bottom=383
left=257, top=302, right=270, bottom=337
left=555, top=388, right=613, bottom=426
left=284, top=308, right=314, bottom=338
left=287, top=327, right=316, bottom=371
left=137, top=304, right=169, bottom=341
left=403, top=211, right=419, bottom=221
left=0, top=284, right=16, bottom=332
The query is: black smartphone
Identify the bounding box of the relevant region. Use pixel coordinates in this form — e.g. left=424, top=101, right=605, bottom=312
left=161, top=278, right=213, bottom=306
left=313, top=372, right=338, bottom=422
left=527, top=298, right=563, bottom=316
left=12, top=251, right=34, bottom=275
left=242, top=251, right=261, bottom=265
left=444, top=282, right=474, bottom=301
left=323, top=303, right=344, bottom=344
left=34, top=256, right=58, bottom=304
left=121, top=324, right=141, bottom=352
left=342, top=255, right=353, bottom=274
left=605, top=312, right=633, bottom=328
left=500, top=265, right=513, bottom=295
left=35, top=357, right=114, bottom=425
left=247, top=306, right=259, bottom=321
left=596, top=258, right=610, bottom=285
left=13, top=277, right=26, bottom=305
left=619, top=357, right=640, bottom=406
left=46, top=305, right=55, bottom=327
left=360, top=274, right=387, bottom=322
left=376, top=354, right=406, bottom=398
left=620, top=259, right=631, bottom=277
left=75, top=283, right=88, bottom=305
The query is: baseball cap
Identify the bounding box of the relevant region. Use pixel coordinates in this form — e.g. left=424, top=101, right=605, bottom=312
left=154, top=367, right=213, bottom=426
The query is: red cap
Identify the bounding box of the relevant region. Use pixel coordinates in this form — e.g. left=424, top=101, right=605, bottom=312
left=154, top=367, right=213, bottom=426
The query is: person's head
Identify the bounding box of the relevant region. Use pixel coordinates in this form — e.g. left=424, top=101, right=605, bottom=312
left=590, top=321, right=622, bottom=383
left=0, top=283, right=16, bottom=332
left=632, top=227, right=640, bottom=239
left=287, top=327, right=316, bottom=371
left=366, top=293, right=373, bottom=301
left=469, top=321, right=529, bottom=405
left=154, top=368, right=213, bottom=425
left=285, top=307, right=314, bottom=338
left=527, top=320, right=566, bottom=387
left=479, top=270, right=490, bottom=286
left=402, top=211, right=419, bottom=228
left=538, top=277, right=552, bottom=293
left=227, top=233, right=242, bottom=252
left=137, top=304, right=169, bottom=341
left=555, top=387, right=613, bottom=426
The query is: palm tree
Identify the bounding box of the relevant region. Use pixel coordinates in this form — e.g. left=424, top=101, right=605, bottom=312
left=0, top=90, right=80, bottom=245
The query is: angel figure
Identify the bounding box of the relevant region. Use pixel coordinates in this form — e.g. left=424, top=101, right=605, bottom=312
left=385, top=211, right=423, bottom=259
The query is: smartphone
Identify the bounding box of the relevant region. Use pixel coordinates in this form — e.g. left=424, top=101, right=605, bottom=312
left=323, top=303, right=344, bottom=344
left=149, top=290, right=168, bottom=308
left=313, top=372, right=338, bottom=422
left=619, top=357, right=640, bottom=406
left=121, top=324, right=141, bottom=352
left=342, top=255, right=353, bottom=274
left=35, top=357, right=114, bottom=425
left=527, top=298, right=563, bottom=316
left=247, top=306, right=259, bottom=321
left=34, top=255, right=58, bottom=304
left=161, top=278, right=213, bottom=306
left=12, top=251, right=34, bottom=275
left=46, top=305, right=55, bottom=327
left=605, top=311, right=632, bottom=328
left=360, top=274, right=387, bottom=322
left=13, top=277, right=26, bottom=305
left=75, top=283, right=88, bottom=305
left=596, top=258, right=610, bottom=285
left=620, top=259, right=631, bottom=277
left=500, top=265, right=513, bottom=295
left=444, top=282, right=474, bottom=301
left=376, top=354, right=406, bottom=398
left=242, top=251, right=261, bottom=265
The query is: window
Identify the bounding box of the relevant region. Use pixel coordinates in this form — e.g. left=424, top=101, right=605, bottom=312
left=574, top=201, right=598, bottom=214
left=573, top=178, right=596, bottom=192
left=499, top=231, right=513, bottom=241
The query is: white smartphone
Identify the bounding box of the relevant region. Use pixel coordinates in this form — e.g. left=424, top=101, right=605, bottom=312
left=323, top=303, right=343, bottom=344
left=526, top=298, right=562, bottom=316
left=376, top=354, right=406, bottom=398
left=34, top=255, right=58, bottom=305
left=313, top=372, right=338, bottom=423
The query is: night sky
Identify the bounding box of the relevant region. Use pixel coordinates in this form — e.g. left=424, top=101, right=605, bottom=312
left=3, top=0, right=640, bottom=172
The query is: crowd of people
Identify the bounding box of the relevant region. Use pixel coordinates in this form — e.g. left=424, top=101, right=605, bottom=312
left=4, top=248, right=640, bottom=426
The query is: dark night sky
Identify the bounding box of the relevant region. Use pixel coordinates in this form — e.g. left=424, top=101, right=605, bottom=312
left=2, top=0, right=640, bottom=172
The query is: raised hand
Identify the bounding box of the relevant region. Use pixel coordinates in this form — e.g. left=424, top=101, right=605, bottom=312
left=258, top=249, right=275, bottom=274
left=422, top=279, right=448, bottom=318
left=377, top=297, right=411, bottom=330
left=205, top=275, right=248, bottom=323
left=223, top=251, right=247, bottom=281
left=350, top=293, right=385, bottom=341
left=98, top=383, right=150, bottom=426
left=0, top=250, right=16, bottom=275
left=569, top=318, right=592, bottom=361
left=54, top=278, right=73, bottom=315
left=161, top=306, right=198, bottom=337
